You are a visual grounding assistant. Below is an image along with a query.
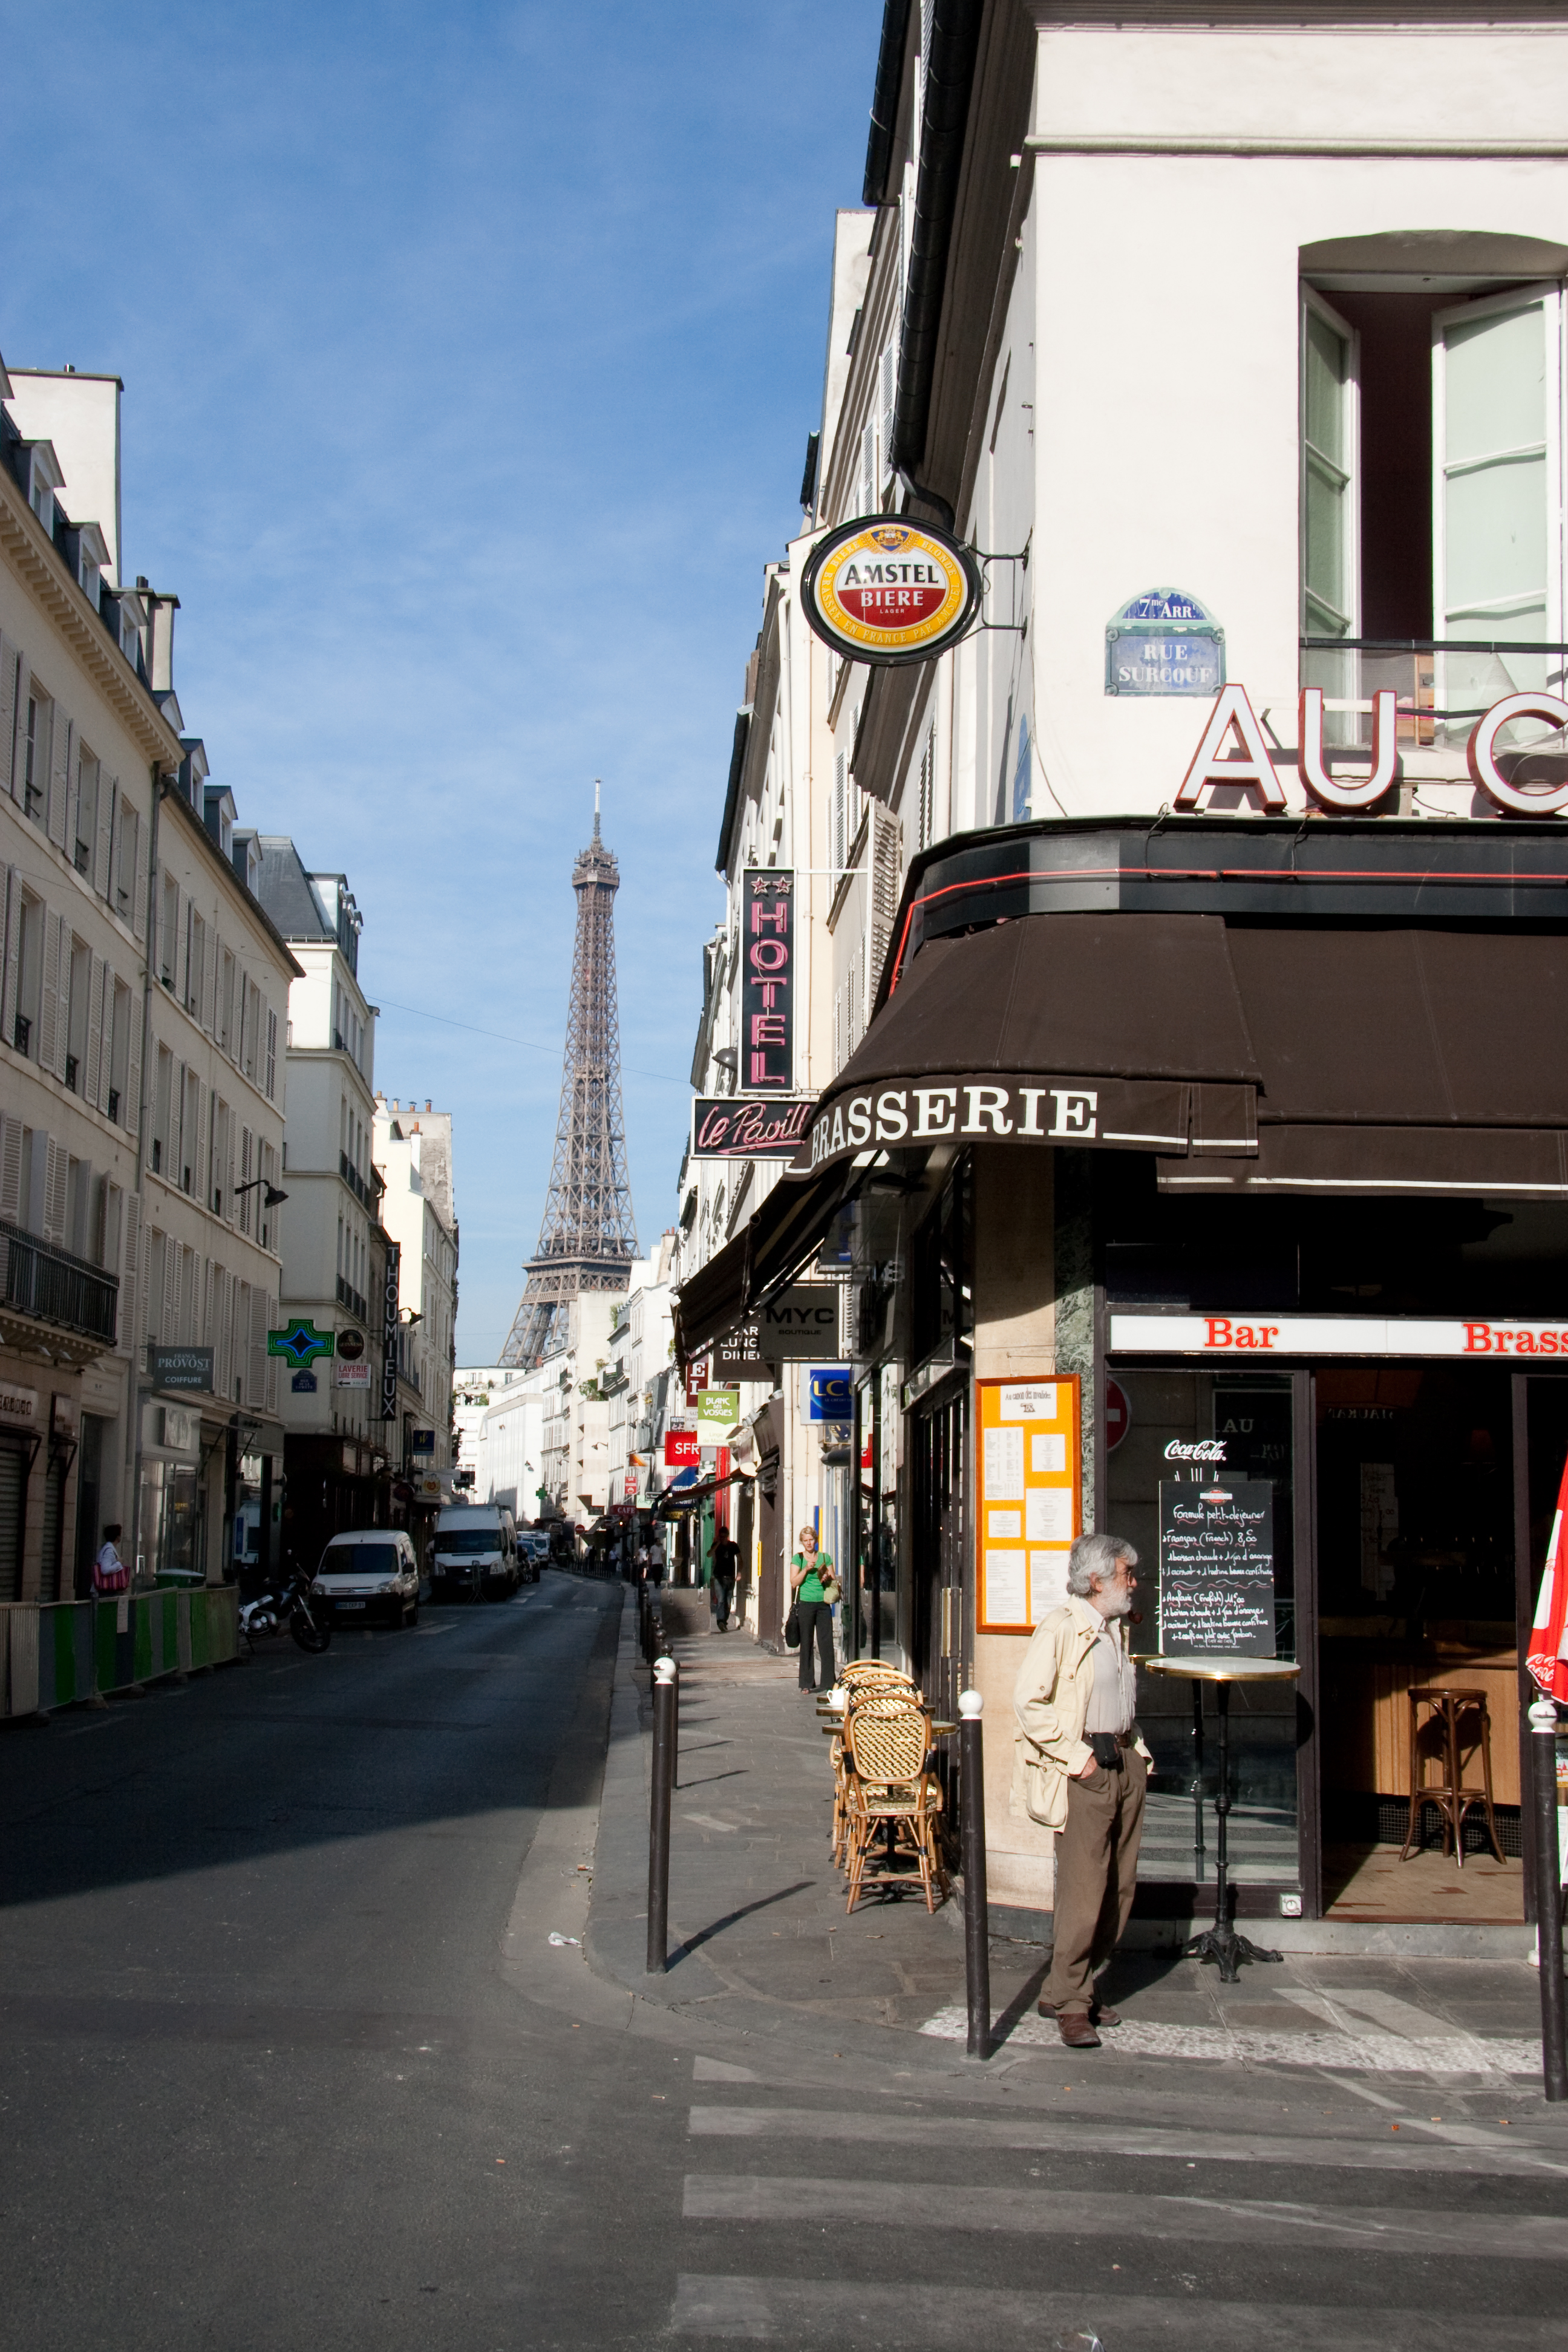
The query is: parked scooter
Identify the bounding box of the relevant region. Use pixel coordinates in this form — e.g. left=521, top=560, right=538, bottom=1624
left=239, top=1567, right=332, bottom=1653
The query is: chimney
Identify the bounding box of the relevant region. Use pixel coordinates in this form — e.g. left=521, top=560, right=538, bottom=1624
left=425, top=1099, right=432, bottom=1112
left=145, top=592, right=180, bottom=694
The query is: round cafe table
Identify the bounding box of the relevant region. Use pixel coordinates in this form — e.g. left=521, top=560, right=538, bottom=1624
left=1142, top=1654, right=1302, bottom=1984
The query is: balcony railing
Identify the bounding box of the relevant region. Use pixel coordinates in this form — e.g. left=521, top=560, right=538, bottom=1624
left=0, top=1218, right=118, bottom=1345
left=335, top=1274, right=368, bottom=1324
left=1301, top=636, right=1568, bottom=748
left=339, top=1151, right=376, bottom=1210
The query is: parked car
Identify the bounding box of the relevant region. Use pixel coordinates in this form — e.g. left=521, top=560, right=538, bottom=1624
left=518, top=1531, right=550, bottom=1582
left=312, top=1529, right=422, bottom=1627
left=430, top=1504, right=518, bottom=1601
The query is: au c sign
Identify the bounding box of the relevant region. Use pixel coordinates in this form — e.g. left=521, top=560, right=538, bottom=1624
left=1174, top=684, right=1568, bottom=816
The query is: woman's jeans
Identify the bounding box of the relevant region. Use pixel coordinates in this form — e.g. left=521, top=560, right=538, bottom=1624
left=797, top=1599, right=835, bottom=1690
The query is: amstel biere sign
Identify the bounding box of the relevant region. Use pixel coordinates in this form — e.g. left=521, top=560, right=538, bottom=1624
left=801, top=516, right=983, bottom=667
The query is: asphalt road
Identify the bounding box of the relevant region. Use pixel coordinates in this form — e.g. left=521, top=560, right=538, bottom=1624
left=1, top=1572, right=1564, bottom=2351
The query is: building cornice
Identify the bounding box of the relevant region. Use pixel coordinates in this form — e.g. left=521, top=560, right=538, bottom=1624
left=0, top=466, right=184, bottom=773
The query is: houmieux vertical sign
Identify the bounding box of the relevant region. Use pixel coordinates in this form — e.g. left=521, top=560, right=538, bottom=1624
left=379, top=1241, right=401, bottom=1422
left=742, top=869, right=793, bottom=1091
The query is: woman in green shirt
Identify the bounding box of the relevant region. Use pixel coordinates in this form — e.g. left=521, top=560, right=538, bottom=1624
left=791, top=1526, right=837, bottom=1693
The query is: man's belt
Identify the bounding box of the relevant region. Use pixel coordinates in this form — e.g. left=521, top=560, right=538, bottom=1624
left=1088, top=1730, right=1137, bottom=1768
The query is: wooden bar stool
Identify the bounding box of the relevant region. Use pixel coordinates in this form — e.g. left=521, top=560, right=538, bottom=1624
left=1399, top=1686, right=1506, bottom=1867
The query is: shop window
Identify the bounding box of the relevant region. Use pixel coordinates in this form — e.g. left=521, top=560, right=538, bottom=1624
left=909, top=1155, right=971, bottom=1375
left=1301, top=250, right=1566, bottom=742
left=1106, top=1368, right=1300, bottom=1895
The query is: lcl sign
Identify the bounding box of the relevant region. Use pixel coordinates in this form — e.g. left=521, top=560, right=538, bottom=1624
left=1175, top=684, right=1568, bottom=815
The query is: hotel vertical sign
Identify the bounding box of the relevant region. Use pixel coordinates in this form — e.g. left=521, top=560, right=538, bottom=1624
left=742, top=869, right=794, bottom=1091
left=379, top=1242, right=401, bottom=1422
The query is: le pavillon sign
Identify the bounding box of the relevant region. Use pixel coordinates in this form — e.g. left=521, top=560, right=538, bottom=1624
left=801, top=517, right=984, bottom=668
left=691, top=1097, right=812, bottom=1160
left=742, top=869, right=794, bottom=1091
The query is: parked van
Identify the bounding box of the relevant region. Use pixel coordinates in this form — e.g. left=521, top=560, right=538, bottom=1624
left=430, top=1504, right=518, bottom=1602
left=312, top=1529, right=422, bottom=1628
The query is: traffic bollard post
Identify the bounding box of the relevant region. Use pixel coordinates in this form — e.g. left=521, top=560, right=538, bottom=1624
left=1529, top=1696, right=1567, bottom=2101
left=647, top=1656, right=677, bottom=1974
left=671, top=1656, right=680, bottom=1791
left=958, top=1689, right=991, bottom=2061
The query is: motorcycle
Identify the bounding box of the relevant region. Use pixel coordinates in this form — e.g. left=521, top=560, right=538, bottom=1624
left=239, top=1567, right=332, bottom=1653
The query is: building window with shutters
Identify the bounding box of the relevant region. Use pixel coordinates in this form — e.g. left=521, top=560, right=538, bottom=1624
left=12, top=891, right=41, bottom=1057
left=22, top=687, right=48, bottom=826
left=65, top=935, right=89, bottom=1091
left=265, top=1007, right=277, bottom=1100
left=74, top=748, right=99, bottom=875
left=1299, top=258, right=1566, bottom=746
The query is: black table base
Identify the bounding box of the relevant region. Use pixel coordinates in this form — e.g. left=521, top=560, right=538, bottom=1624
left=1182, top=1674, right=1283, bottom=1984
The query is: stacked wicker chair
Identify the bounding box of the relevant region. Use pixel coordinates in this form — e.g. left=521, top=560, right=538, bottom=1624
left=840, top=1688, right=949, bottom=1913
left=826, top=1663, right=918, bottom=1867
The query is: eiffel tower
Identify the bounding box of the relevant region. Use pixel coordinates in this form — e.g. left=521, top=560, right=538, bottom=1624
left=501, top=784, right=639, bottom=1367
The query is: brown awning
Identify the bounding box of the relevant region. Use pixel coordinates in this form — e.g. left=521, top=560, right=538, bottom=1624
left=797, top=911, right=1568, bottom=1193
left=1158, top=1125, right=1568, bottom=1198
left=671, top=1168, right=849, bottom=1362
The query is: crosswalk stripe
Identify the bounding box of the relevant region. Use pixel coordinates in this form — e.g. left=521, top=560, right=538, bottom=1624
left=688, top=2104, right=1568, bottom=2178
left=681, top=2173, right=1567, bottom=2258
left=917, top=2004, right=1540, bottom=2074
left=670, top=2273, right=1567, bottom=2348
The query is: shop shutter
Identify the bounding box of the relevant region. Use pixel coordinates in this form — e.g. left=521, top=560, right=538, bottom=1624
left=123, top=993, right=140, bottom=1138
left=120, top=1190, right=139, bottom=1354
left=47, top=710, right=71, bottom=849
left=248, top=1285, right=266, bottom=1406
left=0, top=633, right=16, bottom=797
left=37, top=901, right=59, bottom=1074
left=859, top=417, right=877, bottom=518
left=131, top=809, right=147, bottom=942
left=162, top=1233, right=178, bottom=1343
left=42, top=1135, right=67, bottom=1244
left=11, top=668, right=31, bottom=811
left=879, top=344, right=897, bottom=480
left=0, top=1436, right=25, bottom=1603
left=0, top=1114, right=21, bottom=1224
left=1434, top=284, right=1563, bottom=711
left=84, top=953, right=104, bottom=1109
left=98, top=962, right=115, bottom=1112
left=96, top=774, right=115, bottom=899
left=832, top=750, right=847, bottom=873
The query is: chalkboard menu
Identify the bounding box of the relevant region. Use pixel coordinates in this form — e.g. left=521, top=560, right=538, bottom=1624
left=1158, top=1477, right=1276, bottom=1656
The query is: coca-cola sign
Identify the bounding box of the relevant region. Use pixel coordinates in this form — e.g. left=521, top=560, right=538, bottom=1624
left=1164, top=1438, right=1227, bottom=1462
left=691, top=1096, right=813, bottom=1160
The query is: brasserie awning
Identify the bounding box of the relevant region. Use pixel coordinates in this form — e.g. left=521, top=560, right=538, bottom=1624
left=671, top=1165, right=851, bottom=1362
left=796, top=910, right=1568, bottom=1197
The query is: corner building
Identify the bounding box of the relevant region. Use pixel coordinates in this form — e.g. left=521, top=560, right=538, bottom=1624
left=684, top=2, right=1568, bottom=1942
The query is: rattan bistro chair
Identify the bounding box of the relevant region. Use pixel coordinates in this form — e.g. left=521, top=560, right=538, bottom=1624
left=841, top=1694, right=948, bottom=1913
left=828, top=1665, right=919, bottom=1866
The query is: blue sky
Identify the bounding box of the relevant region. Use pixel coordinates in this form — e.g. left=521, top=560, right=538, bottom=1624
left=1, top=0, right=881, bottom=1360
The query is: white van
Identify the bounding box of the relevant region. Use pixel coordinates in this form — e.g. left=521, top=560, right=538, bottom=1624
left=431, top=1504, right=517, bottom=1602
left=312, top=1529, right=422, bottom=1627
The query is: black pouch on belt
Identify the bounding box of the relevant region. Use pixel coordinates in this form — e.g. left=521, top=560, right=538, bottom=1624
left=1088, top=1731, right=1125, bottom=1770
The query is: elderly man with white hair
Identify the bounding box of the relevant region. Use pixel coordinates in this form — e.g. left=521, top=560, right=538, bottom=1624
left=1013, top=1530, right=1152, bottom=2048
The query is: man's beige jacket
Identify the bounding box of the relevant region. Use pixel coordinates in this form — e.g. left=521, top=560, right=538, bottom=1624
left=1011, top=1595, right=1149, bottom=1831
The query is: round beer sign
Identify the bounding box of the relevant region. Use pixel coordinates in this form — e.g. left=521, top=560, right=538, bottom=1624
left=801, top=516, right=983, bottom=667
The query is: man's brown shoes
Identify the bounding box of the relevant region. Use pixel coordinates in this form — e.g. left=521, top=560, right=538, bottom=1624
left=1037, top=1998, right=1120, bottom=2028
left=1055, top=2012, right=1102, bottom=2048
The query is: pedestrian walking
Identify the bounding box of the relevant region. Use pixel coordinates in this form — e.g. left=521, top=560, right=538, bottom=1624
left=1012, top=1531, right=1151, bottom=2049
left=93, top=1524, right=129, bottom=1596
left=645, top=1532, right=666, bottom=1588
left=710, top=1532, right=739, bottom=1632
left=789, top=1526, right=838, bottom=1694
left=633, top=1543, right=649, bottom=1584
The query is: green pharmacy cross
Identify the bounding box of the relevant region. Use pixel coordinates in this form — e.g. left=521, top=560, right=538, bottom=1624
left=267, top=1319, right=337, bottom=1368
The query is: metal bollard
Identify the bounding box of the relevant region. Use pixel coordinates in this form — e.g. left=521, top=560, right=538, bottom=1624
left=647, top=1656, right=677, bottom=1974
left=1529, top=1696, right=1567, bottom=2101
left=958, top=1689, right=991, bottom=2060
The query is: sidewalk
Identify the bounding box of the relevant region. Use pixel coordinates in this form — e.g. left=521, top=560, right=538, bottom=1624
left=585, top=1595, right=1555, bottom=2085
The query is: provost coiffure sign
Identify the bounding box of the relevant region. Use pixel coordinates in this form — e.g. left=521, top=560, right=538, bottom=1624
left=801, top=517, right=983, bottom=667
left=742, top=870, right=794, bottom=1090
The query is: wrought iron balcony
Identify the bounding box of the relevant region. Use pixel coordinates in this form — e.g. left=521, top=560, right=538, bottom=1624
left=0, top=1218, right=119, bottom=1345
